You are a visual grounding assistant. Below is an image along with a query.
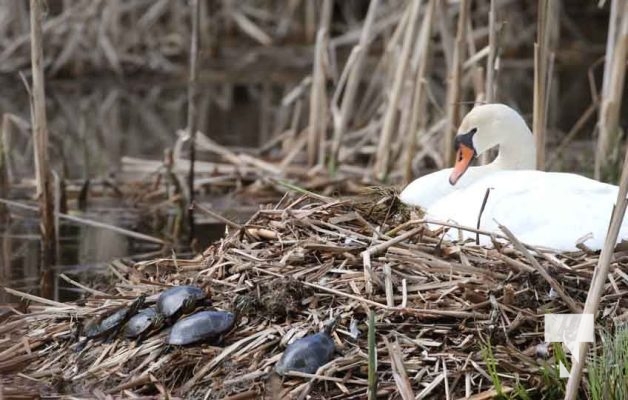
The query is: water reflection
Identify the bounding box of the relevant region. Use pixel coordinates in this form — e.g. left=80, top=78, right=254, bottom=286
left=0, top=77, right=274, bottom=303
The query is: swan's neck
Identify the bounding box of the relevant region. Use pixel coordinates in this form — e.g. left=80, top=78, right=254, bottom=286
left=489, top=129, right=536, bottom=170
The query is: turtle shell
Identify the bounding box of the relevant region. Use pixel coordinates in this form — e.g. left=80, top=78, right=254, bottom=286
left=124, top=307, right=163, bottom=338
left=157, top=286, right=207, bottom=319
left=167, top=310, right=235, bottom=345
left=275, top=331, right=335, bottom=375
left=84, top=295, right=146, bottom=339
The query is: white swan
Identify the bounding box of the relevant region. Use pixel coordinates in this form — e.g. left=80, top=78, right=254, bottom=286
left=399, top=103, right=536, bottom=209
left=400, top=103, right=626, bottom=251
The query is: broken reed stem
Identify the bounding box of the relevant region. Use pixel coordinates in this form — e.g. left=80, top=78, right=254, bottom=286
left=533, top=0, right=550, bottom=171
left=29, top=0, right=56, bottom=299
left=444, top=0, right=469, bottom=167
left=373, top=0, right=422, bottom=181
left=564, top=137, right=628, bottom=399
left=594, top=0, right=628, bottom=181
left=402, top=0, right=435, bottom=184
left=328, top=0, right=379, bottom=174
left=186, top=0, right=200, bottom=241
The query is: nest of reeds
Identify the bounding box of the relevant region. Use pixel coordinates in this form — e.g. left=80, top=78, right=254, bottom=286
left=1, top=191, right=627, bottom=399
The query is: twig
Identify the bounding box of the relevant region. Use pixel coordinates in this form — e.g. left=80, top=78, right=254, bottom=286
left=0, top=198, right=165, bottom=245
left=498, top=223, right=582, bottom=313
left=475, top=188, right=492, bottom=245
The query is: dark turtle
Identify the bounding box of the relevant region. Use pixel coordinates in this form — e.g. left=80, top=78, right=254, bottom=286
left=275, top=319, right=337, bottom=376
left=82, top=294, right=146, bottom=340
left=167, top=310, right=235, bottom=345
left=124, top=307, right=164, bottom=339
left=156, top=285, right=209, bottom=321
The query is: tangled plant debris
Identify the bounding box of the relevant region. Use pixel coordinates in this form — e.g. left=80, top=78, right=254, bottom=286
left=1, top=191, right=627, bottom=398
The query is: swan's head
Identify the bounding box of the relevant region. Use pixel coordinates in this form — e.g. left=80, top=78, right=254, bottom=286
left=449, top=103, right=532, bottom=185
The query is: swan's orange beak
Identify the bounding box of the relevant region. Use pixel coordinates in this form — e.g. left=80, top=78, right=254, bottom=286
left=449, top=144, right=474, bottom=185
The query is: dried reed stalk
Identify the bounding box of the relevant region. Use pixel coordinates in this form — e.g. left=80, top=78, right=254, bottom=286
left=374, top=0, right=422, bottom=180
left=480, top=0, right=497, bottom=166
left=443, top=0, right=469, bottom=167
left=402, top=0, right=435, bottom=184
left=186, top=0, right=200, bottom=239
left=29, top=0, right=56, bottom=299
left=328, top=0, right=379, bottom=173
left=594, top=0, right=628, bottom=181
left=532, top=0, right=552, bottom=171
left=564, top=136, right=628, bottom=399
left=307, top=0, right=331, bottom=167
left=0, top=115, right=10, bottom=211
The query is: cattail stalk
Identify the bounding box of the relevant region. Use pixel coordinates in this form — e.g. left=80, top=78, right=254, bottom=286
left=595, top=0, right=628, bottom=181
left=402, top=0, right=435, bottom=183
left=187, top=0, right=200, bottom=240
left=30, top=0, right=56, bottom=299
left=443, top=0, right=470, bottom=167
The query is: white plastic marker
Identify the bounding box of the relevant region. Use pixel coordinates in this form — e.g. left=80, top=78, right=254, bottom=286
left=544, top=314, right=595, bottom=378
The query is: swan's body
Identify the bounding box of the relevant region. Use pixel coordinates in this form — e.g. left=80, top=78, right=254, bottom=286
left=427, top=170, right=625, bottom=251
left=400, top=103, right=626, bottom=251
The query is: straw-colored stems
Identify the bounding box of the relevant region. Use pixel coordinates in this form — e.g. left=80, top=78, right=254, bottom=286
left=480, top=0, right=497, bottom=166
left=186, top=0, right=200, bottom=239
left=386, top=338, right=414, bottom=399
left=307, top=1, right=331, bottom=167
left=0, top=114, right=11, bottom=215
left=402, top=0, right=435, bottom=184
left=443, top=0, right=469, bottom=167
left=485, top=0, right=497, bottom=104
left=564, top=130, right=628, bottom=399
left=29, top=0, right=56, bottom=298
left=374, top=0, right=422, bottom=181
left=532, top=0, right=552, bottom=171
left=367, top=309, right=377, bottom=400
left=594, top=0, right=628, bottom=181
left=328, top=0, right=379, bottom=174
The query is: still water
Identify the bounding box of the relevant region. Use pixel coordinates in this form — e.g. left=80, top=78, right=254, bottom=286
left=0, top=76, right=275, bottom=303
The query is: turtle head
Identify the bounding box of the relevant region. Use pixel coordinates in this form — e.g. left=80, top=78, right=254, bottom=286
left=152, top=312, right=165, bottom=328
left=129, top=294, right=147, bottom=314
left=323, top=315, right=340, bottom=335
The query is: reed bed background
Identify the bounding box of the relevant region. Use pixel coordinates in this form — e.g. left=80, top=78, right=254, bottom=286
left=0, top=0, right=626, bottom=186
